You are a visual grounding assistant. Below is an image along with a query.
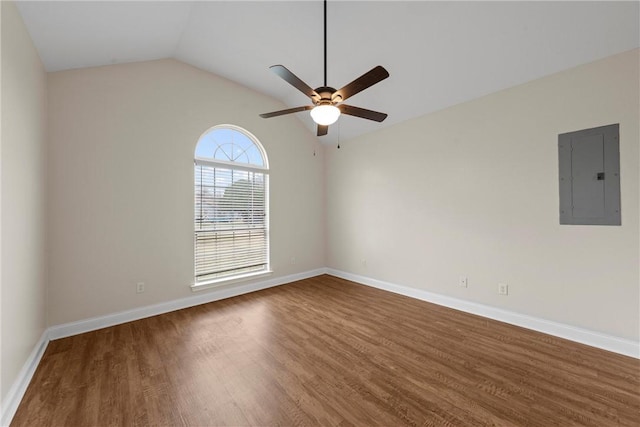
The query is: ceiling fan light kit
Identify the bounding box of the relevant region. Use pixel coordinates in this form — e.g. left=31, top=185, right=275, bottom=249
left=310, top=104, right=340, bottom=126
left=259, top=0, right=389, bottom=136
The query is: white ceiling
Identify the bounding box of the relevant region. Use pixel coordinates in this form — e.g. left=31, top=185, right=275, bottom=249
left=15, top=1, right=640, bottom=142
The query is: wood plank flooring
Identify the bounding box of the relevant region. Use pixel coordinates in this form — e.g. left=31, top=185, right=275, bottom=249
left=11, top=275, right=640, bottom=426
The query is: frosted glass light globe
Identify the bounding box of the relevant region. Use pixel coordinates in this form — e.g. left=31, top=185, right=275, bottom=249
left=310, top=104, right=340, bottom=126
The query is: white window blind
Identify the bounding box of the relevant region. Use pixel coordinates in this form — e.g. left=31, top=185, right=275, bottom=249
left=195, top=163, right=267, bottom=282
left=193, top=125, right=269, bottom=285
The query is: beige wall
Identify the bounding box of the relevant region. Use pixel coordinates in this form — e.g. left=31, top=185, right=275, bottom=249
left=47, top=59, right=325, bottom=325
left=0, top=0, right=48, bottom=401
left=326, top=49, right=639, bottom=341
left=2, top=8, right=637, bottom=405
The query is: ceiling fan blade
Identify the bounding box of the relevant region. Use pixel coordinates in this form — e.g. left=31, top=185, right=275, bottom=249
left=333, top=66, right=389, bottom=102
left=338, top=104, right=388, bottom=122
left=260, top=105, right=312, bottom=119
left=317, top=124, right=328, bottom=136
left=270, top=65, right=320, bottom=100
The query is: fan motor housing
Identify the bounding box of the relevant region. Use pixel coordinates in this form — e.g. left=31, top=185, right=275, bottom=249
left=314, top=86, right=339, bottom=105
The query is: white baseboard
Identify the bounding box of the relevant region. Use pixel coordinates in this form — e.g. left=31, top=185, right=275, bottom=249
left=0, top=330, right=49, bottom=427
left=4, top=267, right=636, bottom=427
left=49, top=268, right=327, bottom=340
left=1, top=268, right=326, bottom=427
left=326, top=268, right=639, bottom=359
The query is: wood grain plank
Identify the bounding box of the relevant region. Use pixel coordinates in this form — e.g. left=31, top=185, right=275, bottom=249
left=11, top=275, right=640, bottom=426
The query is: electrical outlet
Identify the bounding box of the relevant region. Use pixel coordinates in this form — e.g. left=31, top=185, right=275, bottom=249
left=290, top=257, right=296, bottom=265
left=498, top=283, right=508, bottom=295
left=361, top=259, right=367, bottom=267
left=459, top=276, right=468, bottom=288
left=136, top=282, right=145, bottom=293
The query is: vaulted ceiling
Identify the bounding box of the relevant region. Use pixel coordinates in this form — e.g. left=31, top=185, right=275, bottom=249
left=15, top=1, right=640, bottom=141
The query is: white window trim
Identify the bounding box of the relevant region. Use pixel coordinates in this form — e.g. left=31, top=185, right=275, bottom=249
left=193, top=124, right=270, bottom=287
left=190, top=269, right=274, bottom=292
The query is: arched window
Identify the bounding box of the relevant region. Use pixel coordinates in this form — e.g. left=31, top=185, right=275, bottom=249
left=194, top=125, right=269, bottom=286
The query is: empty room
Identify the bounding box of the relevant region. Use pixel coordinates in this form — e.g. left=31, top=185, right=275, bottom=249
left=1, top=0, right=639, bottom=426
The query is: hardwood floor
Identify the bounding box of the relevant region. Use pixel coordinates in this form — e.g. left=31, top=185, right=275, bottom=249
left=11, top=275, right=640, bottom=426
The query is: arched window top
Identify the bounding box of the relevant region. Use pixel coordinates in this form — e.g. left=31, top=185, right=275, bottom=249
left=195, top=125, right=268, bottom=170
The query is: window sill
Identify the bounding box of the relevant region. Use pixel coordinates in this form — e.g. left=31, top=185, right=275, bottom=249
left=190, top=270, right=273, bottom=292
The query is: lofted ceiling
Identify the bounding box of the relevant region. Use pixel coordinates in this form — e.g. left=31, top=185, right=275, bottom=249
left=15, top=1, right=640, bottom=142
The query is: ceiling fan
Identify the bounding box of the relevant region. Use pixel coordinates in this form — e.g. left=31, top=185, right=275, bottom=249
left=259, top=0, right=389, bottom=137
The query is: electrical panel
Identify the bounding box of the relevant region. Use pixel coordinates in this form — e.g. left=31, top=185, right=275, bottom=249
left=558, top=124, right=620, bottom=225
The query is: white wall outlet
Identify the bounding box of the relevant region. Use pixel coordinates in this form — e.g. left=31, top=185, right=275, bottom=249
left=361, top=259, right=367, bottom=267
left=136, top=282, right=145, bottom=293
left=290, top=257, right=296, bottom=265
left=459, top=276, right=468, bottom=288
left=498, top=283, right=508, bottom=295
